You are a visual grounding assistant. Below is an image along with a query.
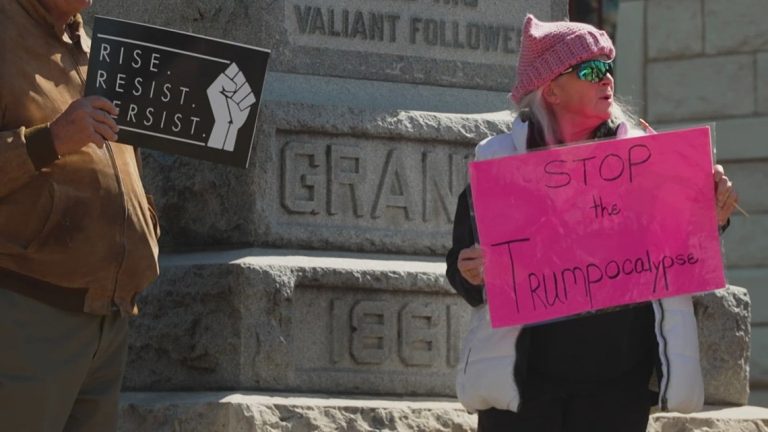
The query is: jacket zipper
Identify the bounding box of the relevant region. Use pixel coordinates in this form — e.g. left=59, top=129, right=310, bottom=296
left=67, top=38, right=129, bottom=310
left=653, top=300, right=670, bottom=410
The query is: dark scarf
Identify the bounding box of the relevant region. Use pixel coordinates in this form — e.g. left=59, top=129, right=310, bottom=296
left=520, top=109, right=619, bottom=150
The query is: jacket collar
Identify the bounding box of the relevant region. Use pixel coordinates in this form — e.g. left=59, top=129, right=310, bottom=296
left=510, top=116, right=529, bottom=154
left=516, top=116, right=644, bottom=148
left=17, top=0, right=90, bottom=53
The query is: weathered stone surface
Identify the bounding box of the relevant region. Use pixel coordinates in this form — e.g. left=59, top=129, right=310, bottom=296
left=126, top=249, right=471, bottom=396
left=704, top=0, right=768, bottom=54
left=262, top=72, right=511, bottom=114
left=720, top=161, right=768, bottom=214
left=118, top=392, right=768, bottom=432
left=646, top=0, right=703, bottom=60
left=694, top=286, right=751, bottom=405
left=118, top=392, right=476, bottom=432
left=129, top=249, right=750, bottom=404
left=722, top=215, right=768, bottom=269
left=83, top=0, right=565, bottom=92
left=759, top=53, right=768, bottom=115
left=142, top=102, right=513, bottom=253
left=646, top=56, right=755, bottom=122
left=655, top=116, right=768, bottom=162
left=648, top=405, right=768, bottom=432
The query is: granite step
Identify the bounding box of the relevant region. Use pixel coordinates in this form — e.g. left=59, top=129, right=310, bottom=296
left=126, top=248, right=749, bottom=405
left=118, top=391, right=768, bottom=432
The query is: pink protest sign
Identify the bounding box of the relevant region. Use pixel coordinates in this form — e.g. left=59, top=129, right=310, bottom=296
left=469, top=126, right=725, bottom=328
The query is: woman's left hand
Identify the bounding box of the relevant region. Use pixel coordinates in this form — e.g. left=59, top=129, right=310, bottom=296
left=714, top=164, right=738, bottom=226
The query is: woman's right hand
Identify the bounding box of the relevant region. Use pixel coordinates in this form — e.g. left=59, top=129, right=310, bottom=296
left=458, top=245, right=485, bottom=286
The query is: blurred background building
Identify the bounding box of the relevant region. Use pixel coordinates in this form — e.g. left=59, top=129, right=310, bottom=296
left=572, top=0, right=767, bottom=407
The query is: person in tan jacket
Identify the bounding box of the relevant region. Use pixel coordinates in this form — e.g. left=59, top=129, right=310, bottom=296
left=0, top=0, right=160, bottom=430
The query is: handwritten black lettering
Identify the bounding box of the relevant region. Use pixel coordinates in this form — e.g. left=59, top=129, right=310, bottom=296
left=492, top=237, right=531, bottom=313
left=495, top=247, right=701, bottom=312
left=590, top=194, right=621, bottom=219
left=628, top=144, right=652, bottom=183
left=543, top=145, right=653, bottom=189
left=605, top=260, right=621, bottom=279
left=561, top=267, right=587, bottom=304
left=599, top=153, right=625, bottom=181
left=544, top=159, right=570, bottom=189
left=528, top=273, right=544, bottom=311
left=575, top=156, right=597, bottom=186
left=622, top=258, right=634, bottom=275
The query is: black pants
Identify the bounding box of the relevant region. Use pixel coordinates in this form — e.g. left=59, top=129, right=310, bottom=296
left=477, top=388, right=652, bottom=432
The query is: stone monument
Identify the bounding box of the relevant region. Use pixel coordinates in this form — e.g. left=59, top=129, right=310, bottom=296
left=80, top=0, right=752, bottom=430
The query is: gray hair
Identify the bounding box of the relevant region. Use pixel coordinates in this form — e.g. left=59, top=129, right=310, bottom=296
left=517, top=89, right=640, bottom=148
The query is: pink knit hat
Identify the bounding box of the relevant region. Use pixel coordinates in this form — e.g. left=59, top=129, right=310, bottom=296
left=510, top=14, right=615, bottom=105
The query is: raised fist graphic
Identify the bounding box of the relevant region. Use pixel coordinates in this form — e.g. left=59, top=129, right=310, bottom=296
left=206, top=62, right=256, bottom=151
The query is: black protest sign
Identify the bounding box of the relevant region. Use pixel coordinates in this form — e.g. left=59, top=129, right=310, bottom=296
left=85, top=16, right=270, bottom=168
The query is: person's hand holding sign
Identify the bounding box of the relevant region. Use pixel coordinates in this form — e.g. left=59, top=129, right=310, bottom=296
left=206, top=62, right=256, bottom=152
left=458, top=245, right=485, bottom=286
left=50, top=96, right=119, bottom=155
left=714, top=164, right=739, bottom=226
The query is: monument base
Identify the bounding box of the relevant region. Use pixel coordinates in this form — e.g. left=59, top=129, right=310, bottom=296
left=127, top=249, right=750, bottom=405
left=118, top=392, right=768, bottom=432
left=118, top=392, right=474, bottom=431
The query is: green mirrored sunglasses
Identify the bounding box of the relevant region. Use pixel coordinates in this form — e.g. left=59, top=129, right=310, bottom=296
left=560, top=60, right=614, bottom=83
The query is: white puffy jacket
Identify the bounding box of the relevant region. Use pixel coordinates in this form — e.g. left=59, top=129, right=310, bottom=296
left=456, top=117, right=705, bottom=414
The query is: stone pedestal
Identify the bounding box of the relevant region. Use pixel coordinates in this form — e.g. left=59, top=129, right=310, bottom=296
left=79, top=0, right=754, bottom=430
left=117, top=392, right=768, bottom=432
left=126, top=247, right=751, bottom=406
left=126, top=249, right=468, bottom=396
left=139, top=103, right=512, bottom=254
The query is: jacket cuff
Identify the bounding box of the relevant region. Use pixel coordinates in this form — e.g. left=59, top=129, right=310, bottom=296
left=461, top=278, right=486, bottom=307
left=24, top=124, right=59, bottom=170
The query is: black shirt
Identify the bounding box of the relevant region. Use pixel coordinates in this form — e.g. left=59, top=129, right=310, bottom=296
left=446, top=187, right=658, bottom=396
left=526, top=304, right=657, bottom=392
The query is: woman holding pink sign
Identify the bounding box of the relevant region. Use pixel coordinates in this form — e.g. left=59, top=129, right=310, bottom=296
left=446, top=14, right=739, bottom=432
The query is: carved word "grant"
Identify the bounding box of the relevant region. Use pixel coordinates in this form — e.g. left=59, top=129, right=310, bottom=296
left=281, top=141, right=471, bottom=223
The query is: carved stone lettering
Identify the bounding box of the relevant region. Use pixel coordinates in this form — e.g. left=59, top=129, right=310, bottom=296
left=294, top=6, right=400, bottom=42
left=287, top=1, right=522, bottom=66
left=433, top=0, right=479, bottom=7
left=447, top=304, right=461, bottom=367
left=323, top=295, right=469, bottom=370
left=329, top=144, right=367, bottom=217
left=350, top=300, right=396, bottom=364
left=279, top=138, right=473, bottom=227
left=372, top=148, right=418, bottom=220
left=423, top=151, right=471, bottom=223
left=331, top=299, right=347, bottom=364
left=399, top=303, right=444, bottom=366
left=282, top=141, right=325, bottom=214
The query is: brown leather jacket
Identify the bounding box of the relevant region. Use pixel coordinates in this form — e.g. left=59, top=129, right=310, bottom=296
left=0, top=0, right=160, bottom=315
